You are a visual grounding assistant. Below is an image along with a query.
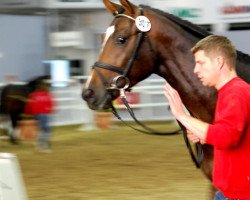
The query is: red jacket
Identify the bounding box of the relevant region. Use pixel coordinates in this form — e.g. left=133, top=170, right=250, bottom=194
left=25, top=91, right=54, bottom=115
left=206, top=77, right=250, bottom=199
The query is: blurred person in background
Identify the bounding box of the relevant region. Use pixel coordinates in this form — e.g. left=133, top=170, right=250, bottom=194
left=25, top=81, right=54, bottom=153
left=164, top=35, right=250, bottom=199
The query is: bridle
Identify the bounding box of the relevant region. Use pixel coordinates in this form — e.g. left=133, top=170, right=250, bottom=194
left=92, top=9, right=146, bottom=92
left=91, top=7, right=204, bottom=168
left=92, top=8, right=172, bottom=132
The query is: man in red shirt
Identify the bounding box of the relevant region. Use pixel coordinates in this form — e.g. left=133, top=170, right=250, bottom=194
left=26, top=81, right=54, bottom=152
left=164, top=35, right=250, bottom=199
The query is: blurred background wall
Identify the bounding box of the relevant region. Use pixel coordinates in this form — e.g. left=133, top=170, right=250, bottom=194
left=0, top=15, right=46, bottom=82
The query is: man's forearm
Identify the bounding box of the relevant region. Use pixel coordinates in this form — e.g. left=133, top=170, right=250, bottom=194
left=178, top=114, right=209, bottom=141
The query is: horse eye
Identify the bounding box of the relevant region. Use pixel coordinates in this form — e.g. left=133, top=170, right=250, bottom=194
left=116, top=35, right=127, bottom=45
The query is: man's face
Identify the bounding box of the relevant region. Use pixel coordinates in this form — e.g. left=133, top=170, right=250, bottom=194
left=193, top=50, right=219, bottom=87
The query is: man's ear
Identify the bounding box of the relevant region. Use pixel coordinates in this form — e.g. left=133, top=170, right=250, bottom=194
left=216, top=56, right=225, bottom=70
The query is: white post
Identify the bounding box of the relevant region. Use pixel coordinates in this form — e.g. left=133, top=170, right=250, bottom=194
left=0, top=153, right=28, bottom=200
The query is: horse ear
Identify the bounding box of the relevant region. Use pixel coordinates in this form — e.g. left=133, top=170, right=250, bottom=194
left=103, top=0, right=123, bottom=15
left=119, top=0, right=137, bottom=14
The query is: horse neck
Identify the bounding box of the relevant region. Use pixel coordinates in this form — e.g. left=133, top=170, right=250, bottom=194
left=148, top=12, right=216, bottom=122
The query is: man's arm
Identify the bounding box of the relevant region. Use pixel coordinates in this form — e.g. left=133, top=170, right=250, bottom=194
left=164, top=83, right=209, bottom=141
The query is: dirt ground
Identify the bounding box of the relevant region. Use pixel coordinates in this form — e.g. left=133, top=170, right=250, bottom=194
left=1, top=121, right=211, bottom=200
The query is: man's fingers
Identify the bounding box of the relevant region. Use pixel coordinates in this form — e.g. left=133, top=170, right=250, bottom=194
left=165, top=83, right=174, bottom=94
left=165, top=83, right=175, bottom=100
left=187, top=132, right=200, bottom=143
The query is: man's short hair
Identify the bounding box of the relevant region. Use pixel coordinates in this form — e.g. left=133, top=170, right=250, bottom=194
left=191, top=35, right=237, bottom=68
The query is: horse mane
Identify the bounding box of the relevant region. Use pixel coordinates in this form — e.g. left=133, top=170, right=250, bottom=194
left=140, top=5, right=211, bottom=39
left=141, top=5, right=250, bottom=74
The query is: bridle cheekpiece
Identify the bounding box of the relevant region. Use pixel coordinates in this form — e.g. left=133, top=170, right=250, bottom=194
left=92, top=7, right=151, bottom=94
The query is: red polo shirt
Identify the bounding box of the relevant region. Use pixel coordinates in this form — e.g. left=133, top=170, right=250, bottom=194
left=206, top=77, right=250, bottom=199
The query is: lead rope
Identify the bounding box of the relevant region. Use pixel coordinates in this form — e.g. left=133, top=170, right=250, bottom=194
left=111, top=90, right=180, bottom=135
left=176, top=120, right=204, bottom=168
left=111, top=88, right=204, bottom=168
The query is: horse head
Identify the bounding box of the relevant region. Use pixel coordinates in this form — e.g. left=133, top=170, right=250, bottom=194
left=82, top=0, right=159, bottom=110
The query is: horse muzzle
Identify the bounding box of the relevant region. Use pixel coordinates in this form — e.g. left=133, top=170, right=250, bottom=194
left=82, top=75, right=130, bottom=110
left=82, top=87, right=119, bottom=110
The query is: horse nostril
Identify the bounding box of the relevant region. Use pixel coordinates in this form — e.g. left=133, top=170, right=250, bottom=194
left=82, top=89, right=95, bottom=101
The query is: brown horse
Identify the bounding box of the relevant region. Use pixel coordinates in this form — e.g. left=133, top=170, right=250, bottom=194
left=0, top=75, right=49, bottom=143
left=82, top=0, right=250, bottom=197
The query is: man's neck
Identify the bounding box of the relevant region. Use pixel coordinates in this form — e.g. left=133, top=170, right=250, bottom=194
left=215, top=71, right=237, bottom=90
